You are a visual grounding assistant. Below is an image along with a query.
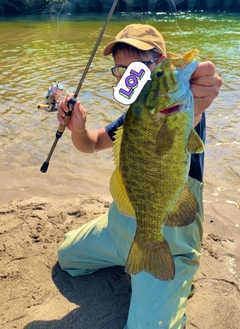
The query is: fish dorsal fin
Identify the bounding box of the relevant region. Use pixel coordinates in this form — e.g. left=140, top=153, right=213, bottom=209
left=182, top=49, right=199, bottom=61
left=168, top=49, right=199, bottom=68
left=187, top=129, right=204, bottom=154
left=112, top=125, right=123, bottom=168
left=167, top=49, right=199, bottom=83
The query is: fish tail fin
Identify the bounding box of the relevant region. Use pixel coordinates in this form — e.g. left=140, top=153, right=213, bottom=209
left=125, top=238, right=175, bottom=281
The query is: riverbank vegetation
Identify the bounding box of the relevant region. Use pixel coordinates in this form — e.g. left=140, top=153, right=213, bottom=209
left=1, top=0, right=240, bottom=16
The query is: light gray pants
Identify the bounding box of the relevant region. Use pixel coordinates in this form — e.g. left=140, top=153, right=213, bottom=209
left=58, top=176, right=204, bottom=329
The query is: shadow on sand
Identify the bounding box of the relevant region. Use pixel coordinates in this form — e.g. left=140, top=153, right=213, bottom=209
left=24, top=263, right=131, bottom=329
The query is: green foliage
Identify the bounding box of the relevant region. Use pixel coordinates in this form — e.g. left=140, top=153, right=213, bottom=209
left=45, top=0, right=70, bottom=3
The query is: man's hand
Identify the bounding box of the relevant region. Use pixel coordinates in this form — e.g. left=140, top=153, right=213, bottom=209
left=57, top=94, right=87, bottom=132
left=191, top=61, right=222, bottom=125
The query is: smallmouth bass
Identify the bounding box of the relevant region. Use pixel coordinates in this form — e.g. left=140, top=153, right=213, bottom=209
left=110, top=49, right=204, bottom=280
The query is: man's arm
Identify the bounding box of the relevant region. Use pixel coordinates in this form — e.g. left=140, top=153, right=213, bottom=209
left=71, top=128, right=113, bottom=153
left=57, top=61, right=222, bottom=152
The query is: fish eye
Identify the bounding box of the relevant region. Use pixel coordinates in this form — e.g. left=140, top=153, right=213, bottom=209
left=157, top=70, right=163, bottom=78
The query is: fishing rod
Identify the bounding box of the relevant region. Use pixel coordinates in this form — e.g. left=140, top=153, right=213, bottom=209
left=40, top=0, right=119, bottom=173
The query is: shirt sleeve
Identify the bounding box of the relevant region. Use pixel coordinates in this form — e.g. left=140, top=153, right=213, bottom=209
left=105, top=112, right=206, bottom=182
left=105, top=112, right=127, bottom=140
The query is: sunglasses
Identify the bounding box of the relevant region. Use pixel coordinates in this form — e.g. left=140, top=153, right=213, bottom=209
left=111, top=56, right=160, bottom=78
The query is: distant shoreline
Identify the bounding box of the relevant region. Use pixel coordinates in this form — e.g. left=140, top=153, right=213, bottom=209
left=1, top=0, right=240, bottom=17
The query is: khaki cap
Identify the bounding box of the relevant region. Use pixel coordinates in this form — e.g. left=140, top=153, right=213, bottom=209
left=103, top=24, right=166, bottom=56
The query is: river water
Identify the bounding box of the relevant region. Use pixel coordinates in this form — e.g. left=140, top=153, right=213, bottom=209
left=0, top=12, right=239, bottom=277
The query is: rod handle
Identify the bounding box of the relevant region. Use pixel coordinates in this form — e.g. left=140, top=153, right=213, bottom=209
left=40, top=97, right=77, bottom=173
left=55, top=97, right=76, bottom=138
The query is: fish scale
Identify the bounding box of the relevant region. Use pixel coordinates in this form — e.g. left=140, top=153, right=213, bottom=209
left=110, top=49, right=204, bottom=280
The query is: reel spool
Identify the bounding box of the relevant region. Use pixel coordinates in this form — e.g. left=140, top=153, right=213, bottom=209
left=38, top=81, right=64, bottom=112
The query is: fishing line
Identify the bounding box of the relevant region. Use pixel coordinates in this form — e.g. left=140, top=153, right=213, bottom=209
left=168, top=0, right=189, bottom=43
left=168, top=0, right=209, bottom=63
left=40, top=0, right=120, bottom=173
left=37, top=1, right=69, bottom=110
left=54, top=0, right=67, bottom=41
left=49, top=0, right=68, bottom=60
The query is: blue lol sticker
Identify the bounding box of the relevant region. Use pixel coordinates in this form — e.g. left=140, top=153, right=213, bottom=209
left=113, top=62, right=152, bottom=105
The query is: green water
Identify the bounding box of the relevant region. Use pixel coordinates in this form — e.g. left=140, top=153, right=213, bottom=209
left=0, top=12, right=239, bottom=164
left=0, top=12, right=240, bottom=277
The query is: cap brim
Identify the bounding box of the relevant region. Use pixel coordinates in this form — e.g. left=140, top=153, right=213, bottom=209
left=103, top=38, right=154, bottom=56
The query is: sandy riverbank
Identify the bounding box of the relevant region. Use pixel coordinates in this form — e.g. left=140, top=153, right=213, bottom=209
left=0, top=165, right=240, bottom=329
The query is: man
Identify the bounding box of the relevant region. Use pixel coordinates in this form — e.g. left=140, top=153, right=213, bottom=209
left=57, top=24, right=222, bottom=329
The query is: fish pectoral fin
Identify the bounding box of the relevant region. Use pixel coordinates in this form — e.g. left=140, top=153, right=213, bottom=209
left=156, top=121, right=176, bottom=154
left=187, top=129, right=204, bottom=154
left=165, top=183, right=199, bottom=227
left=109, top=168, right=135, bottom=218
left=125, top=238, right=175, bottom=280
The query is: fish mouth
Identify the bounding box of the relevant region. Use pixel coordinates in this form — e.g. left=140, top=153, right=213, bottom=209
left=160, top=105, right=181, bottom=115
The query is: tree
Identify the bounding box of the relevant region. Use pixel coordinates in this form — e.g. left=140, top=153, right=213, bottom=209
left=0, top=0, right=70, bottom=15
